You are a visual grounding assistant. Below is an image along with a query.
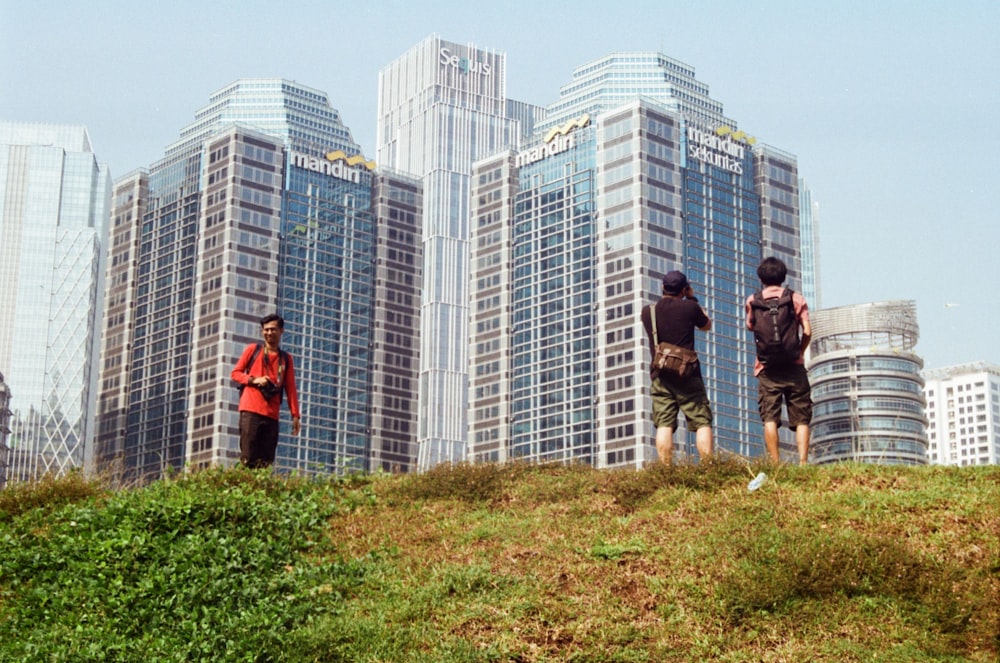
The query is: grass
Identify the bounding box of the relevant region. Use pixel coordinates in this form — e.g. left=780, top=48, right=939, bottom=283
left=0, top=460, right=997, bottom=661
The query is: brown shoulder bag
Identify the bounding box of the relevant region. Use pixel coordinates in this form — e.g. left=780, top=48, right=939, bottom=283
left=648, top=303, right=699, bottom=380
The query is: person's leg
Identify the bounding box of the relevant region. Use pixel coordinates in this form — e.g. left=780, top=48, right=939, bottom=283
left=241, top=412, right=279, bottom=469
left=763, top=421, right=781, bottom=462
left=257, top=417, right=279, bottom=467
left=656, top=426, right=675, bottom=464
left=795, top=424, right=810, bottom=465
left=757, top=370, right=784, bottom=463
left=785, top=365, right=813, bottom=466
left=651, top=377, right=678, bottom=465
left=695, top=425, right=713, bottom=459
left=239, top=411, right=255, bottom=466
left=676, top=374, right=713, bottom=462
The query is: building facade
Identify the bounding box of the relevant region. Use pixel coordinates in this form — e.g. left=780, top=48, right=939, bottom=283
left=923, top=362, right=1000, bottom=466
left=96, top=80, right=420, bottom=483
left=808, top=301, right=928, bottom=465
left=377, top=35, right=541, bottom=469
left=469, top=53, right=805, bottom=467
left=0, top=122, right=111, bottom=483
left=798, top=180, right=821, bottom=307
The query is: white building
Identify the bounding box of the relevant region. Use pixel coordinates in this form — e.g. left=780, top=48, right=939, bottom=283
left=808, top=301, right=928, bottom=465
left=376, top=35, right=542, bottom=469
left=0, top=122, right=111, bottom=482
left=923, top=362, right=1000, bottom=466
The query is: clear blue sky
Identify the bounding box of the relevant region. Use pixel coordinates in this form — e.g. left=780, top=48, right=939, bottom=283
left=2, top=0, right=997, bottom=370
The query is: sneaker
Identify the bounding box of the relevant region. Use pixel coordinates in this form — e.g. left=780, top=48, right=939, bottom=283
left=747, top=472, right=767, bottom=492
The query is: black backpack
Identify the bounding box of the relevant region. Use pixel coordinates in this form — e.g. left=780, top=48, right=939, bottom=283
left=750, top=288, right=801, bottom=367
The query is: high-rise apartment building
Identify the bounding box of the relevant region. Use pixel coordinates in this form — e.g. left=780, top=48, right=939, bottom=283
left=0, top=122, right=111, bottom=483
left=469, top=53, right=804, bottom=467
left=808, top=301, right=928, bottom=465
left=923, top=362, right=1000, bottom=466
left=377, top=35, right=542, bottom=469
left=96, top=80, right=421, bottom=483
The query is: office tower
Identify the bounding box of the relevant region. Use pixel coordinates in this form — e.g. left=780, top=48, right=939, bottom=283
left=96, top=80, right=421, bottom=483
left=798, top=180, right=821, bottom=307
left=377, top=35, right=541, bottom=470
left=369, top=170, right=423, bottom=472
left=469, top=53, right=803, bottom=467
left=923, top=362, right=1000, bottom=466
left=808, top=301, right=928, bottom=465
left=0, top=123, right=111, bottom=483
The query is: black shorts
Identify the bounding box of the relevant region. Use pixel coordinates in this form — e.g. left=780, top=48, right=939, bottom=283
left=239, top=411, right=279, bottom=468
left=757, top=363, right=812, bottom=428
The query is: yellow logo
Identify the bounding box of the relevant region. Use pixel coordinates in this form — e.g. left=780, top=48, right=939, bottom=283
left=715, top=125, right=756, bottom=146
left=543, top=113, right=591, bottom=144
left=324, top=150, right=376, bottom=171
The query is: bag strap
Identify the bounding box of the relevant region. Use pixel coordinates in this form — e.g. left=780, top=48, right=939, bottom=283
left=649, top=304, right=659, bottom=345
left=244, top=343, right=262, bottom=378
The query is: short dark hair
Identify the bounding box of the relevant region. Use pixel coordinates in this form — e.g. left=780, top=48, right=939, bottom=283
left=757, top=257, right=787, bottom=286
left=260, top=313, right=285, bottom=329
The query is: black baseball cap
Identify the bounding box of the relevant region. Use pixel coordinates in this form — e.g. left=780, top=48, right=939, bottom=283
left=662, top=270, right=689, bottom=294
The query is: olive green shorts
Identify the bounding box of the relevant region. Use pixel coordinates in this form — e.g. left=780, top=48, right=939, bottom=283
left=651, top=373, right=713, bottom=431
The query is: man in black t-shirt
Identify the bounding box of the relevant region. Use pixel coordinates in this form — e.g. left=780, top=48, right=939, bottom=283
left=640, top=270, right=714, bottom=464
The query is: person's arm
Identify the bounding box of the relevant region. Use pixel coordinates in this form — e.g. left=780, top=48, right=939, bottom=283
left=799, top=313, right=812, bottom=356
left=686, top=286, right=712, bottom=331
left=641, top=304, right=656, bottom=353
left=231, top=345, right=253, bottom=387
left=284, top=354, right=301, bottom=435
left=794, top=293, right=811, bottom=357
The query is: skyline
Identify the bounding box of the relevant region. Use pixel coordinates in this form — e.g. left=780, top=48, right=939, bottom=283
left=2, top=0, right=997, bottom=372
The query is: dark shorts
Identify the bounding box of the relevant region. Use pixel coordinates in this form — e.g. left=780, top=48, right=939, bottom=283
left=239, top=411, right=279, bottom=468
left=757, top=363, right=813, bottom=428
left=651, top=373, right=713, bottom=431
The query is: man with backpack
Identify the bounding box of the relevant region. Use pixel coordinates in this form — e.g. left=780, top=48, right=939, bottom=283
left=641, top=270, right=714, bottom=464
left=746, top=257, right=812, bottom=465
left=231, top=313, right=301, bottom=468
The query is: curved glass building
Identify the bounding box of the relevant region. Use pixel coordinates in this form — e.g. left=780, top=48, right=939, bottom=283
left=808, top=301, right=928, bottom=465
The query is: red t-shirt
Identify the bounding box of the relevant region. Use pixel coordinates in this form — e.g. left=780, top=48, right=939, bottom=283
left=231, top=344, right=300, bottom=421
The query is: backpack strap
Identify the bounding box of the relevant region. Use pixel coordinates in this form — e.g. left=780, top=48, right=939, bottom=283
left=245, top=343, right=262, bottom=377
left=238, top=343, right=262, bottom=392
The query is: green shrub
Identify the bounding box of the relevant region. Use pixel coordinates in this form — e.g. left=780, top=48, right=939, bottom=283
left=0, top=468, right=371, bottom=662
left=0, top=470, right=108, bottom=523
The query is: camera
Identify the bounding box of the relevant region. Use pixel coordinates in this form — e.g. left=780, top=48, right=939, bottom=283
left=257, top=381, right=280, bottom=399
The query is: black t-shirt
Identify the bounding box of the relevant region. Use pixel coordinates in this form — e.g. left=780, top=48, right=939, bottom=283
left=641, top=296, right=709, bottom=354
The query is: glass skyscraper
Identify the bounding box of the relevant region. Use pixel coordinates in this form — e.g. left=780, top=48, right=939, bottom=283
left=377, top=35, right=541, bottom=470
left=470, top=53, right=804, bottom=466
left=0, top=122, right=111, bottom=482
left=96, top=80, right=421, bottom=482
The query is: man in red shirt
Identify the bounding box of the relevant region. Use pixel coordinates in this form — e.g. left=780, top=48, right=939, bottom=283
left=745, top=257, right=812, bottom=465
left=231, top=314, right=301, bottom=468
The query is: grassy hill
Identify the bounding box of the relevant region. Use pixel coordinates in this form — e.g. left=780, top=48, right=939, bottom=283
left=0, top=459, right=997, bottom=662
